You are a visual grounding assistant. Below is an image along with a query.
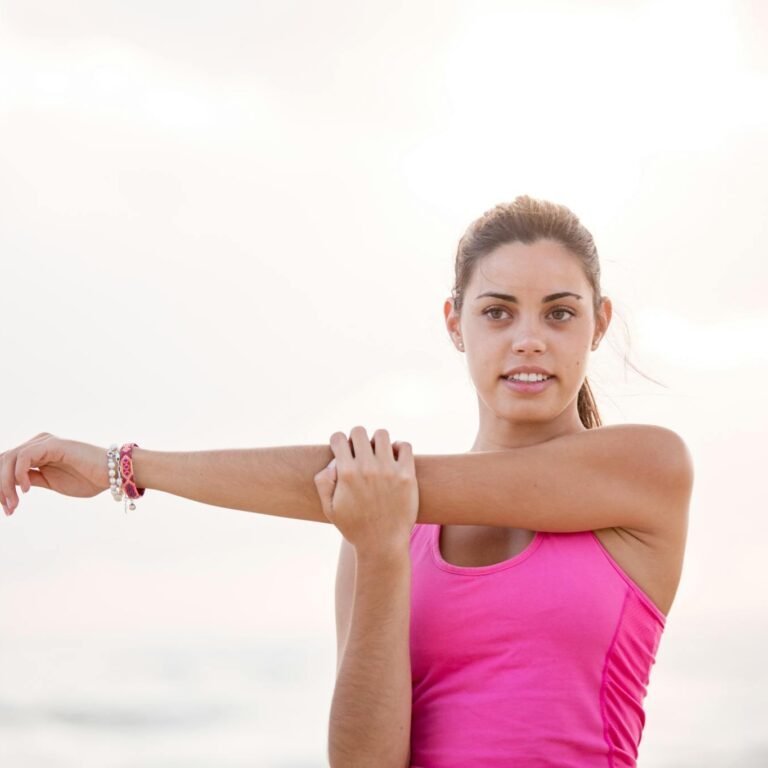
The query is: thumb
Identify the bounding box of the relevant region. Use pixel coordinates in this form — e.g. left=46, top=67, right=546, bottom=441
left=25, top=468, right=51, bottom=491
left=313, top=459, right=337, bottom=520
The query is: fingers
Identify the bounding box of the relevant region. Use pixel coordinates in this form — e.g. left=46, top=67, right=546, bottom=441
left=15, top=449, right=33, bottom=495
left=3, top=448, right=35, bottom=514
left=393, top=440, right=415, bottom=471
left=371, top=429, right=394, bottom=462
left=347, top=426, right=375, bottom=469
left=339, top=426, right=399, bottom=473
left=2, top=437, right=51, bottom=516
left=329, top=431, right=354, bottom=476
left=330, top=426, right=402, bottom=468
left=1, top=452, right=18, bottom=516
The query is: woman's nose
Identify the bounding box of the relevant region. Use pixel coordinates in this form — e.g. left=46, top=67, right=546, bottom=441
left=512, top=325, right=546, bottom=354
left=514, top=339, right=545, bottom=354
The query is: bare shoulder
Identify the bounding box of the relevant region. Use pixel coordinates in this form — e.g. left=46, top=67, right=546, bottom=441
left=597, top=423, right=694, bottom=514
left=606, top=423, right=693, bottom=571
left=597, top=422, right=693, bottom=465
left=593, top=424, right=694, bottom=616
left=632, top=423, right=693, bottom=546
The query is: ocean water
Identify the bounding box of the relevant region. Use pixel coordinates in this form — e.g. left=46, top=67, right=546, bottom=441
left=0, top=633, right=333, bottom=767
left=2, top=626, right=767, bottom=767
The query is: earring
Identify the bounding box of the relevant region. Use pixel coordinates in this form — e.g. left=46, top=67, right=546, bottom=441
left=458, top=340, right=464, bottom=351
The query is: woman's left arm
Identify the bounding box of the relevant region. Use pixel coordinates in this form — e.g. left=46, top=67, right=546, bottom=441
left=130, top=423, right=692, bottom=533
left=414, top=423, right=694, bottom=534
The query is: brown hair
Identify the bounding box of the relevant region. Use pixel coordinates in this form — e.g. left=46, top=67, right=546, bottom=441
left=450, top=195, right=606, bottom=428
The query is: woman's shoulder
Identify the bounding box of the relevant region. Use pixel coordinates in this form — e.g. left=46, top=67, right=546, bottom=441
left=595, top=423, right=692, bottom=466
left=595, top=421, right=686, bottom=440
left=595, top=423, right=694, bottom=509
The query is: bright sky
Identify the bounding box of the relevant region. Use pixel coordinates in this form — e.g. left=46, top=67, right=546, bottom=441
left=1, top=1, right=766, bottom=763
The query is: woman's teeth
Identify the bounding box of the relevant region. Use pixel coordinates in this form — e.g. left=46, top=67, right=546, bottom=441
left=507, top=373, right=552, bottom=382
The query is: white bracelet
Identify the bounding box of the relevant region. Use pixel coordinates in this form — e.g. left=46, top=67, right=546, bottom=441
left=107, top=444, right=125, bottom=507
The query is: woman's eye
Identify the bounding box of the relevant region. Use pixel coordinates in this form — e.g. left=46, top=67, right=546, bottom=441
left=483, top=307, right=575, bottom=321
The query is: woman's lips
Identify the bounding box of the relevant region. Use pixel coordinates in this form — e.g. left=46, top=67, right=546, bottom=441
left=500, top=376, right=555, bottom=394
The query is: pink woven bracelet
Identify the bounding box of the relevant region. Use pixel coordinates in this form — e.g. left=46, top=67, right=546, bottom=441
left=119, top=442, right=146, bottom=512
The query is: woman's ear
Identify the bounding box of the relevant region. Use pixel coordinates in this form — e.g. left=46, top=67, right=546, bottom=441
left=444, top=298, right=464, bottom=352
left=592, top=296, right=612, bottom=349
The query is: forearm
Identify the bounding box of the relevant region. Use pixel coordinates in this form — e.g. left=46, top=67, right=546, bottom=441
left=329, top=550, right=412, bottom=768
left=130, top=424, right=675, bottom=530
left=131, top=445, right=332, bottom=523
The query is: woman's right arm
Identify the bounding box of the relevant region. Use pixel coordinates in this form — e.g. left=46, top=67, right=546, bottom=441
left=131, top=444, right=332, bottom=522
left=0, top=435, right=333, bottom=523
left=329, top=539, right=412, bottom=768
left=3, top=426, right=690, bottom=535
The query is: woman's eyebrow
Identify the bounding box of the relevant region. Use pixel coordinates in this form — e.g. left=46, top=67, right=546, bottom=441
left=475, top=291, right=583, bottom=303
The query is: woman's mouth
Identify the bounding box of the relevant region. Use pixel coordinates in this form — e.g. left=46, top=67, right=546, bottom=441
left=500, top=375, right=555, bottom=394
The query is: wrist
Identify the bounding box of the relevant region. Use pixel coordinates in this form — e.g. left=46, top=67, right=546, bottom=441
left=130, top=446, right=161, bottom=491
left=354, top=540, right=411, bottom=566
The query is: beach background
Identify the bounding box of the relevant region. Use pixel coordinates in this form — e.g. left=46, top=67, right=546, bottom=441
left=1, top=1, right=767, bottom=765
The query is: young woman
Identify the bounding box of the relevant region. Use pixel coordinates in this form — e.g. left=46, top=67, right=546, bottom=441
left=0, top=195, right=693, bottom=767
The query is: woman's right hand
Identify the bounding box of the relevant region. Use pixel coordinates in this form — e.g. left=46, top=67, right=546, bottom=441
left=1, top=432, right=110, bottom=516
left=313, top=426, right=419, bottom=557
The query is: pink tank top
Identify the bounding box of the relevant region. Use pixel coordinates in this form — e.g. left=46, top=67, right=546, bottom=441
left=408, top=523, right=666, bottom=767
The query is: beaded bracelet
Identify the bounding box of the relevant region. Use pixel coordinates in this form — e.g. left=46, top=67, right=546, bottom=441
left=107, top=445, right=122, bottom=503
left=107, top=442, right=146, bottom=513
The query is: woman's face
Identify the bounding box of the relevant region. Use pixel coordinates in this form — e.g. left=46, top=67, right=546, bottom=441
left=444, top=239, right=611, bottom=431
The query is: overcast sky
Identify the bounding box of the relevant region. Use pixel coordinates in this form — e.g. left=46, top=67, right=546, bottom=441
left=1, top=1, right=766, bottom=764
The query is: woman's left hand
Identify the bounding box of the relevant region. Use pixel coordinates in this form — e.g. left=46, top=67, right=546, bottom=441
left=313, top=426, right=418, bottom=557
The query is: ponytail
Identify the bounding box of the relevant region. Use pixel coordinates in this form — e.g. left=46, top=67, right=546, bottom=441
left=577, top=377, right=602, bottom=429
